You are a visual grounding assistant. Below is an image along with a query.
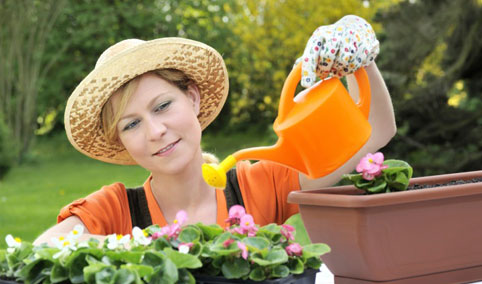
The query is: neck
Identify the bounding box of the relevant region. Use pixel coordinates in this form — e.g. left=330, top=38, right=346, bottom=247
left=149, top=150, right=215, bottom=218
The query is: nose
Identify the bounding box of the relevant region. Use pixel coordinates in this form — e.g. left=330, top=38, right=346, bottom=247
left=145, top=116, right=167, bottom=141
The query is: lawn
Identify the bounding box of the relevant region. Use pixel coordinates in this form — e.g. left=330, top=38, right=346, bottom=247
left=0, top=129, right=277, bottom=248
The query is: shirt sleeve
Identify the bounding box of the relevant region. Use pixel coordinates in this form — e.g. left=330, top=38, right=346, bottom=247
left=236, top=160, right=300, bottom=226
left=57, top=183, right=132, bottom=235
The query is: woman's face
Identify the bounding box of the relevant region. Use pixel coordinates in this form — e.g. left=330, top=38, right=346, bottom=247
left=113, top=72, right=202, bottom=175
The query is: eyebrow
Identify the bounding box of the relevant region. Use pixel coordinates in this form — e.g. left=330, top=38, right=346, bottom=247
left=119, top=93, right=168, bottom=121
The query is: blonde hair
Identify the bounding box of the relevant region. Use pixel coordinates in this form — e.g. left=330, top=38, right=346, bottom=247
left=101, top=69, right=218, bottom=164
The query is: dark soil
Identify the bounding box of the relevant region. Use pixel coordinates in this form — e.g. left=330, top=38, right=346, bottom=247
left=408, top=177, right=482, bottom=190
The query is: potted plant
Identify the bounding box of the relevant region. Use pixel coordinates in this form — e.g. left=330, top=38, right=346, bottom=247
left=288, top=152, right=482, bottom=283
left=0, top=206, right=330, bottom=284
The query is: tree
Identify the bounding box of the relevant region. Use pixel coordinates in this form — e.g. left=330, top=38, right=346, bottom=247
left=375, top=0, right=482, bottom=175
left=0, top=0, right=67, bottom=164
left=222, top=0, right=384, bottom=130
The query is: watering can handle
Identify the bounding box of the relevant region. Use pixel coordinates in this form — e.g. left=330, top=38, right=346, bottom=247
left=278, top=63, right=371, bottom=121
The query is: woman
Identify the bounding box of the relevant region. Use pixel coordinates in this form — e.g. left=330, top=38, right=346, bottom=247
left=34, top=15, right=396, bottom=245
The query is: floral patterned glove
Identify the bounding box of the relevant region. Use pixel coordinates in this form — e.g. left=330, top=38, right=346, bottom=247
left=299, top=15, right=379, bottom=88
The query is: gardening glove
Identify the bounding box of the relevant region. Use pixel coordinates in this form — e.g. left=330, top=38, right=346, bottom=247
left=297, top=15, right=379, bottom=88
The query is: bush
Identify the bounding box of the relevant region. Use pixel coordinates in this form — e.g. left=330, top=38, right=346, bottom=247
left=0, top=116, right=17, bottom=179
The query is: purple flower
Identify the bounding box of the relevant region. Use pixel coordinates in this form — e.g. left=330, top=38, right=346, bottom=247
left=281, top=224, right=295, bottom=241
left=356, top=152, right=388, bottom=180
left=225, top=205, right=246, bottom=226
left=285, top=243, right=303, bottom=257
left=237, top=241, right=248, bottom=259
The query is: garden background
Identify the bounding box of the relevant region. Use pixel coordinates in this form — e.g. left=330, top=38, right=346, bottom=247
left=0, top=0, right=481, bottom=248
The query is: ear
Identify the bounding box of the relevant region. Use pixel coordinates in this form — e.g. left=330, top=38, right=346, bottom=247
left=186, top=84, right=201, bottom=115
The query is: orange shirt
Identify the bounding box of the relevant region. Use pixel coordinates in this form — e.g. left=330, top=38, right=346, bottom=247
left=58, top=161, right=300, bottom=235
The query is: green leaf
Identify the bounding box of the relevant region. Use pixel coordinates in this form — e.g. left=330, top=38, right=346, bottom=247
left=0, top=250, right=6, bottom=272
left=212, top=232, right=233, bottom=246
left=163, top=247, right=202, bottom=269
left=257, top=224, right=282, bottom=243
left=120, top=263, right=154, bottom=278
left=113, top=268, right=139, bottom=284
left=145, top=224, right=162, bottom=236
left=50, top=263, right=69, bottom=283
left=66, top=251, right=88, bottom=283
left=305, top=257, right=322, bottom=269
left=366, top=179, right=387, bottom=193
left=178, top=226, right=201, bottom=243
left=141, top=251, right=164, bottom=268
left=105, top=250, right=144, bottom=264
left=34, top=248, right=59, bottom=262
left=242, top=237, right=270, bottom=252
left=271, top=264, right=290, bottom=278
left=95, top=266, right=117, bottom=284
left=196, top=223, right=224, bottom=241
left=288, top=257, right=304, bottom=274
left=249, top=267, right=266, bottom=281
left=188, top=242, right=202, bottom=257
left=17, top=259, right=52, bottom=284
left=284, top=213, right=312, bottom=246
left=153, top=237, right=171, bottom=251
left=83, top=263, right=114, bottom=284
left=251, top=248, right=288, bottom=266
left=147, top=259, right=178, bottom=284
left=302, top=243, right=331, bottom=259
left=177, top=268, right=196, bottom=284
left=221, top=257, right=250, bottom=279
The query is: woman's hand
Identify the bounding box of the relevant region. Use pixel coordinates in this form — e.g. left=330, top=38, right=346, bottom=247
left=299, top=15, right=379, bottom=88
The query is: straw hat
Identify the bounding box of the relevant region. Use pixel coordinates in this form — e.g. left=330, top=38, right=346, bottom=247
left=64, top=37, right=229, bottom=165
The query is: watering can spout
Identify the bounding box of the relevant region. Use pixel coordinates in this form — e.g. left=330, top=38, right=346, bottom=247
left=202, top=141, right=303, bottom=188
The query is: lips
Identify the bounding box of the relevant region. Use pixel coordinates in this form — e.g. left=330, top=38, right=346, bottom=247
left=153, top=139, right=180, bottom=156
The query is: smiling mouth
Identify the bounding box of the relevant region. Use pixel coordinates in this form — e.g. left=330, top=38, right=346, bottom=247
left=153, top=139, right=181, bottom=156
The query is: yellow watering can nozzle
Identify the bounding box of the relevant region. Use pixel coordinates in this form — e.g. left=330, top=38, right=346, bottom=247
left=202, top=155, right=237, bottom=188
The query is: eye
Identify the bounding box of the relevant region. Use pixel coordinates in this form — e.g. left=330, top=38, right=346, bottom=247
left=154, top=101, right=171, bottom=113
left=122, top=119, right=140, bottom=131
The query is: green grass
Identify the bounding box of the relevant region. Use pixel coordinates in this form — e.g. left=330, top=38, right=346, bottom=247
left=0, top=129, right=276, bottom=248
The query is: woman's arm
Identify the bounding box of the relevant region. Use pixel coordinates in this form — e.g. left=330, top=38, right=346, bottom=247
left=299, top=62, right=397, bottom=190
left=33, top=216, right=107, bottom=246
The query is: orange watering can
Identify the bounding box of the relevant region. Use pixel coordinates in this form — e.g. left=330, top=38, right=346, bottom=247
left=203, top=63, right=372, bottom=188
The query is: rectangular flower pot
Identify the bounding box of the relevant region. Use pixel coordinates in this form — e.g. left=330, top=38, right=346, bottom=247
left=194, top=269, right=318, bottom=284
left=288, top=170, right=482, bottom=283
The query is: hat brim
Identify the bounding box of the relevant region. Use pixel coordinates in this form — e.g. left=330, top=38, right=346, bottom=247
left=65, top=38, right=229, bottom=165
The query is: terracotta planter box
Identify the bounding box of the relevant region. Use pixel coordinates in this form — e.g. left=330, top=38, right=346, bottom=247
left=288, top=170, right=482, bottom=284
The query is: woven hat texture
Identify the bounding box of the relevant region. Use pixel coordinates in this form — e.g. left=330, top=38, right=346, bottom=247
left=64, top=37, right=229, bottom=165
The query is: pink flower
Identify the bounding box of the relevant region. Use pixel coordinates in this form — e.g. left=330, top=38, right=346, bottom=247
left=285, top=243, right=303, bottom=257
left=225, top=205, right=246, bottom=226
left=237, top=241, right=248, bottom=259
left=223, top=238, right=235, bottom=248
left=152, top=210, right=188, bottom=240
left=233, top=214, right=258, bottom=237
left=356, top=152, right=388, bottom=180
left=281, top=224, right=295, bottom=241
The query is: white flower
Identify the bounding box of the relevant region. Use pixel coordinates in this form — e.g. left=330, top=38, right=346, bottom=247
left=51, top=235, right=77, bottom=259
left=178, top=244, right=190, bottom=254
left=106, top=234, right=130, bottom=250
left=5, top=234, right=21, bottom=253
left=131, top=227, right=152, bottom=246
left=67, top=224, right=84, bottom=241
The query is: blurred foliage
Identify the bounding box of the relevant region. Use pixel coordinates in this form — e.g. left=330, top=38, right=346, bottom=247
left=375, top=0, right=482, bottom=176
left=0, top=113, right=17, bottom=178
left=0, top=0, right=480, bottom=177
